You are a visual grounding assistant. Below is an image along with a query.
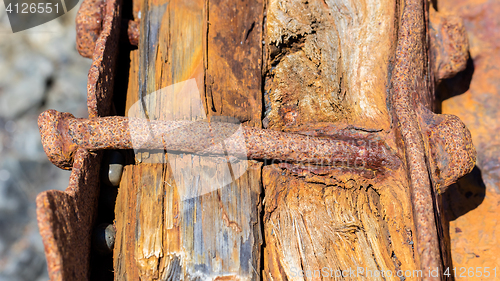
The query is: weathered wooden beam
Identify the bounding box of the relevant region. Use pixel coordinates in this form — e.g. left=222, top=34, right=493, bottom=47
left=260, top=0, right=422, bottom=279
left=113, top=0, right=264, bottom=279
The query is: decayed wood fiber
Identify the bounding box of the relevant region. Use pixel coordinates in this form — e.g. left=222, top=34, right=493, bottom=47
left=262, top=0, right=423, bottom=280
left=262, top=166, right=417, bottom=281
left=114, top=0, right=264, bottom=279
left=264, top=0, right=397, bottom=131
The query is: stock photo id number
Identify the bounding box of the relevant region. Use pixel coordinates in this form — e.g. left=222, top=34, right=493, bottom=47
left=3, top=0, right=79, bottom=32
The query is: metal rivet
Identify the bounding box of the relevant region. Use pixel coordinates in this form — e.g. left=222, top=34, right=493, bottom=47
left=92, top=223, right=115, bottom=255
left=102, top=151, right=124, bottom=187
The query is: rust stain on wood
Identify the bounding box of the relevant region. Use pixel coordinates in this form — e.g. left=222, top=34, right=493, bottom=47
left=206, top=0, right=264, bottom=127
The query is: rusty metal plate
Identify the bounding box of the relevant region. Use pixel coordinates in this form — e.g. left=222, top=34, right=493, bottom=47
left=36, top=0, right=121, bottom=278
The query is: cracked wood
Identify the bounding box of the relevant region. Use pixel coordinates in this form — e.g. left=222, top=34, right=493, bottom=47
left=113, top=0, right=264, bottom=279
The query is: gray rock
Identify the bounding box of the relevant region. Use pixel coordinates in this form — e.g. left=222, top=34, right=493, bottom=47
left=0, top=54, right=53, bottom=119
left=0, top=3, right=91, bottom=280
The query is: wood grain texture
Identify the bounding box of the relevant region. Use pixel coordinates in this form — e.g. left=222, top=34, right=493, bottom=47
left=110, top=0, right=448, bottom=279
left=114, top=0, right=264, bottom=279
left=263, top=0, right=397, bottom=131
left=206, top=0, right=263, bottom=128
left=261, top=0, right=421, bottom=279
left=262, top=167, right=419, bottom=281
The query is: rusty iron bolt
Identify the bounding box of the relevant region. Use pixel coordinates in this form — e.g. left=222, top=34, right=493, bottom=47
left=38, top=109, right=474, bottom=191
left=421, top=111, right=476, bottom=193
left=38, top=109, right=399, bottom=172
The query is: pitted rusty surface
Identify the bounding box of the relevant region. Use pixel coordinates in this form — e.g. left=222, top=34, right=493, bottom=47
left=390, top=0, right=443, bottom=278
left=39, top=106, right=475, bottom=194
left=86, top=0, right=122, bottom=118
left=420, top=109, right=476, bottom=194
left=37, top=0, right=122, bottom=278
left=76, top=0, right=139, bottom=59
left=39, top=0, right=480, bottom=277
left=390, top=0, right=477, bottom=276
left=429, top=10, right=469, bottom=81
left=38, top=109, right=400, bottom=173
left=76, top=0, right=105, bottom=59
left=437, top=0, right=500, bottom=270
left=36, top=149, right=101, bottom=281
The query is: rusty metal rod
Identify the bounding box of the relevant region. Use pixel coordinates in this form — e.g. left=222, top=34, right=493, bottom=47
left=391, top=0, right=442, bottom=278
left=38, top=109, right=398, bottom=171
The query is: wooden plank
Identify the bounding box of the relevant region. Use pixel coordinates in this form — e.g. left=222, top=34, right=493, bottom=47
left=206, top=0, right=263, bottom=127
left=261, top=0, right=420, bottom=279
left=114, top=0, right=264, bottom=279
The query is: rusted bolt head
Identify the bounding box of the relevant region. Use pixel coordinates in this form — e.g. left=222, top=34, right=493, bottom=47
left=429, top=9, right=469, bottom=80
left=38, top=110, right=78, bottom=170
left=425, top=113, right=476, bottom=193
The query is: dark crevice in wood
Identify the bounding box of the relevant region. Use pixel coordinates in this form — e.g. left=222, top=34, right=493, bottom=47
left=268, top=34, right=309, bottom=67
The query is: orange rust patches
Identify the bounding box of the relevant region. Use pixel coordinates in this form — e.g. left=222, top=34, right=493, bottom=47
left=420, top=109, right=476, bottom=194
left=438, top=0, right=500, bottom=273
left=429, top=9, right=469, bottom=81
left=36, top=149, right=101, bottom=281
left=86, top=0, right=122, bottom=118
left=214, top=276, right=241, bottom=281
left=127, top=19, right=140, bottom=46
left=76, top=0, right=105, bottom=59
left=279, top=106, right=299, bottom=127
left=218, top=192, right=243, bottom=233
left=38, top=109, right=401, bottom=175
left=76, top=0, right=140, bottom=59
left=37, top=0, right=122, bottom=278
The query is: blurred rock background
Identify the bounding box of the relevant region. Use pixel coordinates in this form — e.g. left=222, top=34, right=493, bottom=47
left=0, top=3, right=91, bottom=280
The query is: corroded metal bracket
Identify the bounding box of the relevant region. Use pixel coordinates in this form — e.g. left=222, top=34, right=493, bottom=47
left=36, top=0, right=122, bottom=279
